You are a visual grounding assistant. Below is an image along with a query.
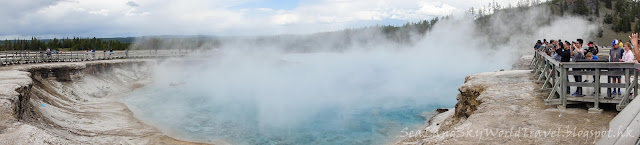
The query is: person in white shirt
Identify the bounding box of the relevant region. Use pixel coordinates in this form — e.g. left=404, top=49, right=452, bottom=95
left=622, top=42, right=636, bottom=63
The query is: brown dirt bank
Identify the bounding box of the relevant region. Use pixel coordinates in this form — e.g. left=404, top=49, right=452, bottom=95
left=396, top=70, right=618, bottom=145
left=0, top=60, right=211, bottom=145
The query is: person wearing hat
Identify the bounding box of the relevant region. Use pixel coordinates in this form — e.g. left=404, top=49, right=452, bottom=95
left=583, top=41, right=599, bottom=83
left=608, top=39, right=624, bottom=98
left=585, top=41, right=599, bottom=58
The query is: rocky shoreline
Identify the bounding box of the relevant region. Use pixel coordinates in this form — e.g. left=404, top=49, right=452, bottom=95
left=395, top=55, right=619, bottom=145
left=0, top=60, right=210, bottom=145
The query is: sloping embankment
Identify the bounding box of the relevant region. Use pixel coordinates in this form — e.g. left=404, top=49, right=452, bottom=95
left=0, top=60, right=206, bottom=144
left=396, top=70, right=618, bottom=145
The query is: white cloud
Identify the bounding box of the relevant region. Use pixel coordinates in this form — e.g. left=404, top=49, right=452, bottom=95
left=89, top=9, right=110, bottom=16
left=417, top=1, right=456, bottom=16
left=270, top=13, right=301, bottom=25
left=0, top=0, right=528, bottom=38
left=256, top=8, right=274, bottom=12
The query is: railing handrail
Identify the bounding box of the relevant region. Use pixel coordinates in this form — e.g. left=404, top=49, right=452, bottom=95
left=532, top=49, right=638, bottom=112
left=0, top=49, right=211, bottom=67
left=535, top=50, right=638, bottom=69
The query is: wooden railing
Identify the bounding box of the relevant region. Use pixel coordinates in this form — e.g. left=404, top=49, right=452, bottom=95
left=0, top=49, right=211, bottom=66
left=531, top=50, right=639, bottom=112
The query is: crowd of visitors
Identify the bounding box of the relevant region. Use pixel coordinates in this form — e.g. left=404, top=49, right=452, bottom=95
left=534, top=33, right=639, bottom=98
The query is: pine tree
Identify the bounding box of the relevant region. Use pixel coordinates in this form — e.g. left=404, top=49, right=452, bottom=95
left=595, top=0, right=600, bottom=17
left=604, top=13, right=613, bottom=24
left=635, top=22, right=640, bottom=33
left=573, top=0, right=590, bottom=16
left=3, top=39, right=9, bottom=51
left=615, top=0, right=626, bottom=13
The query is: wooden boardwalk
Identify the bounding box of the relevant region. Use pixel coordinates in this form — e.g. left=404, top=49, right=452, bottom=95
left=0, top=50, right=208, bottom=66
left=531, top=50, right=639, bottom=113
left=533, top=50, right=640, bottom=144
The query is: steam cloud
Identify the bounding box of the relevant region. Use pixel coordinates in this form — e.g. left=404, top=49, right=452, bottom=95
left=123, top=6, right=598, bottom=144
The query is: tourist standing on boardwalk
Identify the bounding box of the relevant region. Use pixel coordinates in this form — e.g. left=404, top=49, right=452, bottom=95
left=534, top=40, right=542, bottom=51
left=622, top=43, right=635, bottom=63
left=584, top=52, right=596, bottom=87
left=558, top=41, right=572, bottom=94
left=620, top=40, right=624, bottom=48
left=585, top=41, right=599, bottom=58
left=46, top=48, right=51, bottom=58
left=571, top=39, right=585, bottom=96
left=545, top=40, right=555, bottom=55
left=583, top=41, right=598, bottom=83
left=551, top=40, right=562, bottom=61
left=609, top=39, right=624, bottom=98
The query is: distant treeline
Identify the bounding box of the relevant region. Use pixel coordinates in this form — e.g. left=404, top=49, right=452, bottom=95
left=129, top=17, right=445, bottom=52
left=0, top=37, right=131, bottom=51
left=600, top=0, right=640, bottom=33
left=548, top=0, right=640, bottom=34
left=550, top=0, right=640, bottom=33
left=373, top=17, right=443, bottom=43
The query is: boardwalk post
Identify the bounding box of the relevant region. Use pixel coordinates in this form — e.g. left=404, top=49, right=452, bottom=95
left=635, top=70, right=638, bottom=100
left=542, top=66, right=555, bottom=90
left=617, top=68, right=634, bottom=111
left=537, top=61, right=548, bottom=83
left=589, top=68, right=603, bottom=113
left=530, top=52, right=537, bottom=70
left=559, top=65, right=567, bottom=110
left=531, top=54, right=537, bottom=73
left=624, top=68, right=631, bottom=102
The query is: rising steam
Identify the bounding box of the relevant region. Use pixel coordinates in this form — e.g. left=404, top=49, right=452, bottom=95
left=123, top=6, right=598, bottom=144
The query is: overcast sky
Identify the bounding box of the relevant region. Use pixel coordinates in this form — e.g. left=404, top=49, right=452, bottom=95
left=0, top=0, right=530, bottom=39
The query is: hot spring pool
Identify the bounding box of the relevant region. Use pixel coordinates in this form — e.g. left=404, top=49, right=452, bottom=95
left=120, top=52, right=482, bottom=144
left=122, top=83, right=452, bottom=144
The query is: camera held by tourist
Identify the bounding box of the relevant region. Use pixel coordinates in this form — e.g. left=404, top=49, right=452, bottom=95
left=534, top=40, right=542, bottom=51
left=586, top=41, right=599, bottom=59
left=570, top=39, right=585, bottom=96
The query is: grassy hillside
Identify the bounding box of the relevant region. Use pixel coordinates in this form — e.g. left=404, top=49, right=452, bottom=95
left=546, top=0, right=639, bottom=45
left=595, top=0, right=639, bottom=45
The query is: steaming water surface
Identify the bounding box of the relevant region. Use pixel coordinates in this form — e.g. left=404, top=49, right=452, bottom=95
left=122, top=51, right=507, bottom=144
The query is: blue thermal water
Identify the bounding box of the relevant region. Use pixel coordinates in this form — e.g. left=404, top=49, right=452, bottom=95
left=123, top=84, right=452, bottom=144
left=120, top=52, right=496, bottom=145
